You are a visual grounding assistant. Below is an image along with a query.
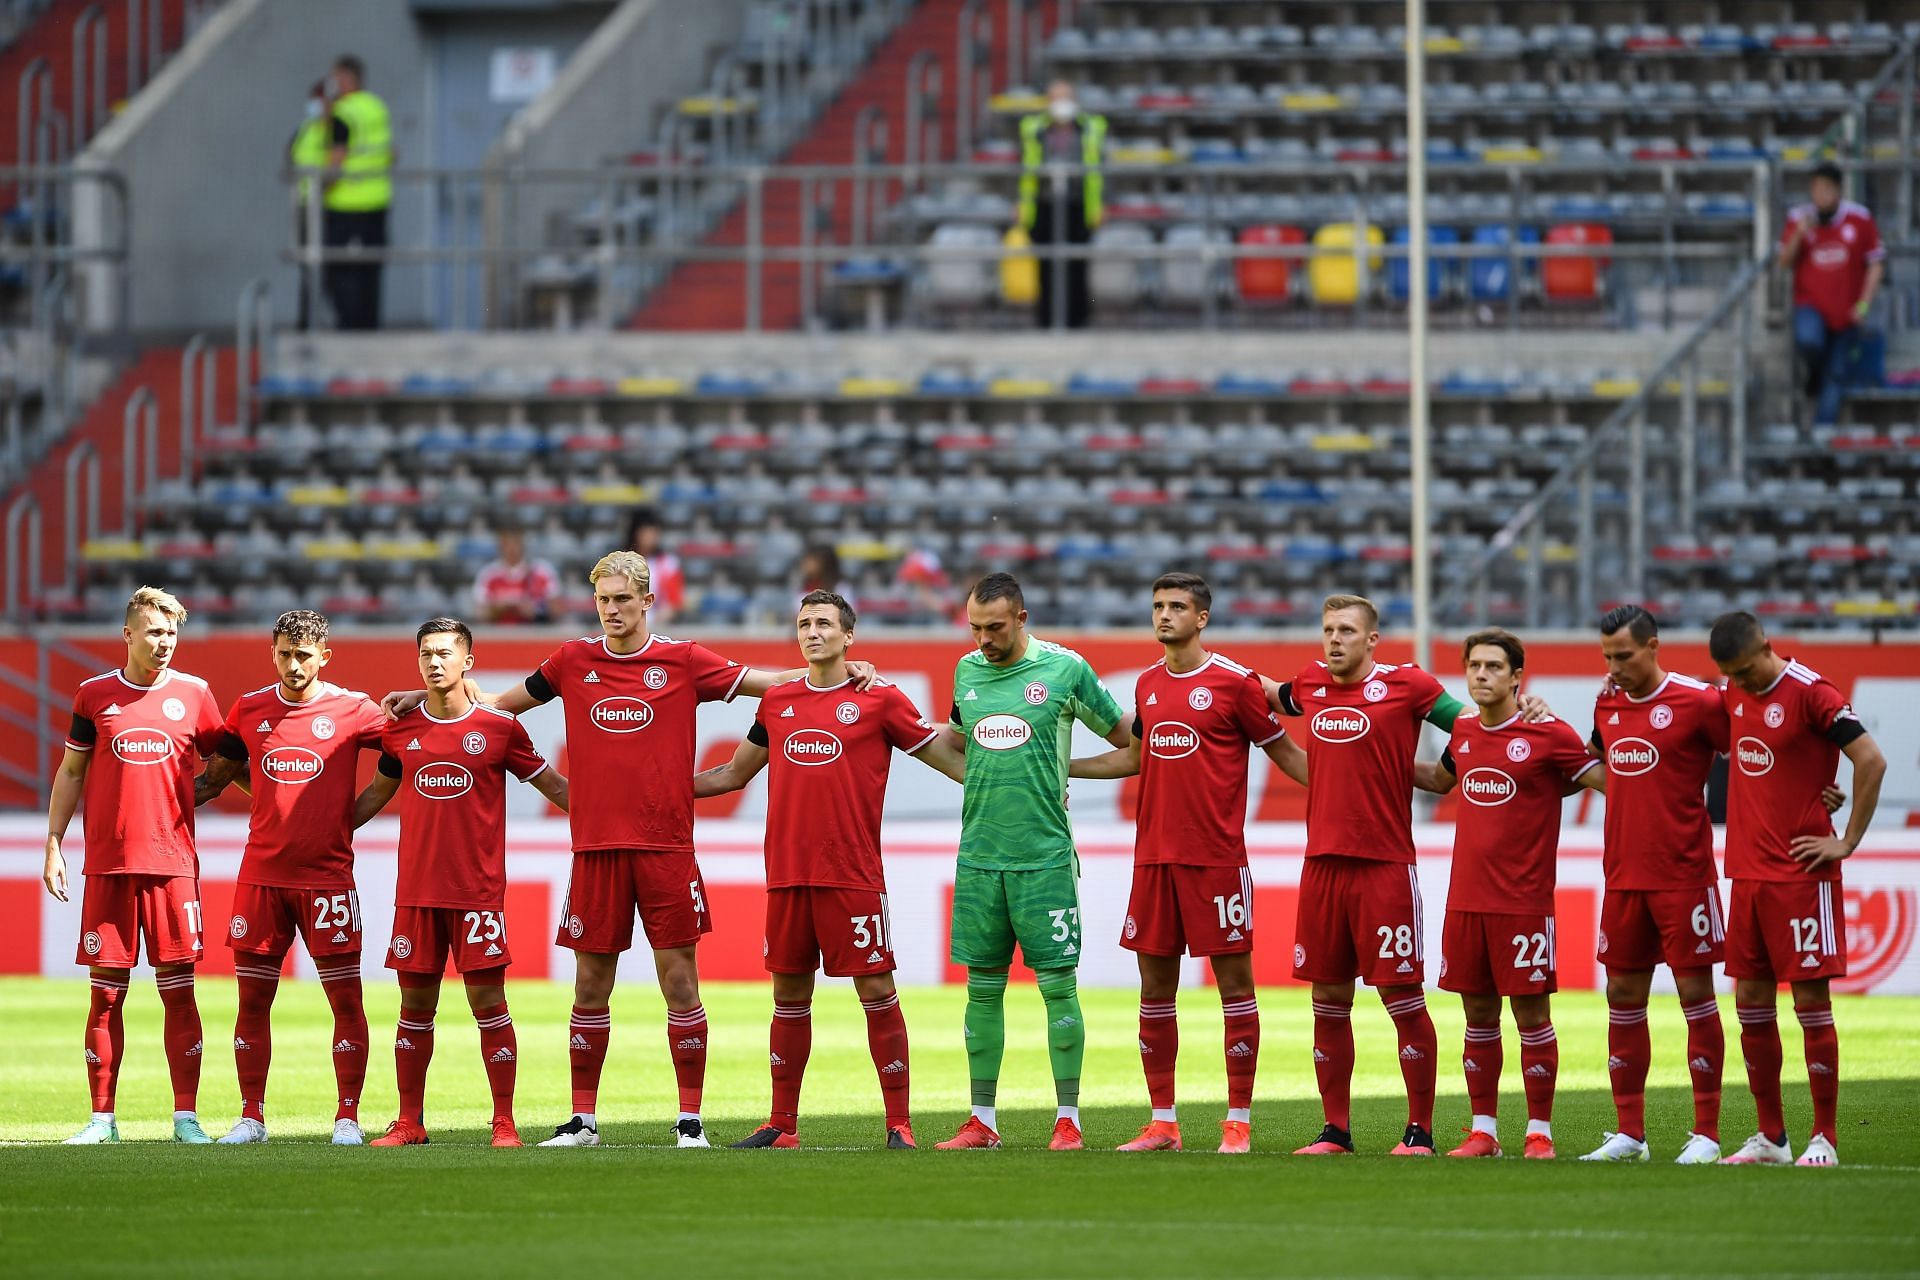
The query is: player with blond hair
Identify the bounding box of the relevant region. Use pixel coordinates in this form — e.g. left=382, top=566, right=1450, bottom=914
left=44, top=587, right=225, bottom=1144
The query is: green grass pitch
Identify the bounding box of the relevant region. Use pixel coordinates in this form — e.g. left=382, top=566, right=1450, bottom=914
left=3, top=977, right=1917, bottom=1277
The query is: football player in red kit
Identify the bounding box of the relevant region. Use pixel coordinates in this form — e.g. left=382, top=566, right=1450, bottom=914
left=1709, top=612, right=1885, bottom=1168
left=694, top=591, right=966, bottom=1150
left=1422, top=630, right=1606, bottom=1160
left=1070, top=573, right=1307, bottom=1154
left=44, top=586, right=225, bottom=1144
left=194, top=610, right=386, bottom=1145
left=356, top=618, right=570, bottom=1148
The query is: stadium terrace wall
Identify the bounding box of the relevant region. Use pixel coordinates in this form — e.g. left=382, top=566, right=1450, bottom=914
left=3, top=634, right=1915, bottom=989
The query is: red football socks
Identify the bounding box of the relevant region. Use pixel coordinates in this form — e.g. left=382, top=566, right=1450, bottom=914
left=318, top=959, right=367, bottom=1122
left=769, top=1001, right=812, bottom=1132
left=1222, top=996, right=1260, bottom=1112
left=1681, top=996, right=1724, bottom=1141
left=155, top=970, right=202, bottom=1112
left=567, top=1005, right=610, bottom=1113
left=861, top=992, right=911, bottom=1129
left=85, top=975, right=128, bottom=1112
left=394, top=1001, right=437, bottom=1124
left=474, top=1001, right=517, bottom=1120
left=1737, top=1003, right=1786, bottom=1142
left=1463, top=1021, right=1503, bottom=1120
left=1383, top=990, right=1437, bottom=1130
left=232, top=963, right=281, bottom=1121
left=1138, top=1000, right=1179, bottom=1110
left=1797, top=1001, right=1839, bottom=1144
left=1518, top=1021, right=1558, bottom=1124
left=1310, top=998, right=1354, bottom=1130
left=667, top=1004, right=708, bottom=1115
left=1607, top=1000, right=1651, bottom=1140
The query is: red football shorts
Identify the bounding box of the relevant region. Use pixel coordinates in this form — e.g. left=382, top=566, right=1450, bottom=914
left=1292, top=856, right=1426, bottom=986
left=77, top=873, right=203, bottom=967
left=227, top=884, right=363, bottom=960
left=386, top=905, right=512, bottom=975
left=1439, top=909, right=1558, bottom=996
left=1598, top=885, right=1724, bottom=972
left=557, top=848, right=713, bottom=954
left=1121, top=863, right=1255, bottom=958
left=764, top=886, right=895, bottom=977
left=1724, top=878, right=1847, bottom=982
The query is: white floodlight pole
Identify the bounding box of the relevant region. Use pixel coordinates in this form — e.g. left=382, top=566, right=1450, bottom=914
left=1406, top=0, right=1432, bottom=670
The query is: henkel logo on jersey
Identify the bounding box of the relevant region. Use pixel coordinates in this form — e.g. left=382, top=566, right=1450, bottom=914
left=1838, top=887, right=1917, bottom=994
left=1147, top=722, right=1200, bottom=759
left=1310, top=707, right=1370, bottom=743
left=110, top=727, right=175, bottom=765
left=1607, top=737, right=1659, bottom=775
left=590, top=696, right=654, bottom=733
left=1460, top=767, right=1519, bottom=806
left=972, top=714, right=1032, bottom=751
left=261, top=746, right=324, bottom=785
left=414, top=763, right=474, bottom=798
left=1734, top=736, right=1776, bottom=776
left=783, top=728, right=844, bottom=767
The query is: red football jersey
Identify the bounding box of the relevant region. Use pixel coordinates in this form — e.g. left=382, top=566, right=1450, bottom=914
left=1781, top=201, right=1885, bottom=330
left=224, top=681, right=385, bottom=889
left=1283, top=660, right=1446, bottom=863
left=65, top=668, right=225, bottom=876
left=751, top=676, right=938, bottom=890
left=1723, top=659, right=1861, bottom=883
left=1443, top=713, right=1600, bottom=913
left=379, top=703, right=547, bottom=909
left=1132, top=652, right=1287, bottom=867
left=532, top=633, right=747, bottom=854
left=1591, top=672, right=1729, bottom=891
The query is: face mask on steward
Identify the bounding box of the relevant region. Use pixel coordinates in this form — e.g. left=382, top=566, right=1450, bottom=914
left=1048, top=98, right=1077, bottom=123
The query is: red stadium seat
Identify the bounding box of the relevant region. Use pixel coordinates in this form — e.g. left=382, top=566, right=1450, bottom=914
left=1542, top=223, right=1612, bottom=302
left=1235, top=225, right=1305, bottom=305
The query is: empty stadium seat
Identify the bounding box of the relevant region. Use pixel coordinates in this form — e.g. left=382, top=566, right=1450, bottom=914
left=1468, top=224, right=1541, bottom=301
left=1387, top=225, right=1460, bottom=303
left=1308, top=223, right=1385, bottom=306
left=1234, top=224, right=1305, bottom=306
left=1542, top=223, right=1612, bottom=302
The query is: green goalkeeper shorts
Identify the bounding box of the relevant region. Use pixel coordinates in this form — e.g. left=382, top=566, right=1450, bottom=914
left=949, top=860, right=1083, bottom=971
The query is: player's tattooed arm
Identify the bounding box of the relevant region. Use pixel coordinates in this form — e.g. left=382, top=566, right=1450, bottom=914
left=692, top=738, right=771, bottom=798
left=911, top=733, right=967, bottom=783
left=351, top=771, right=402, bottom=828
left=194, top=755, right=246, bottom=807
left=528, top=766, right=571, bottom=813
left=42, top=747, right=89, bottom=902
left=1792, top=732, right=1886, bottom=870
left=1262, top=734, right=1308, bottom=787
left=1070, top=733, right=1141, bottom=780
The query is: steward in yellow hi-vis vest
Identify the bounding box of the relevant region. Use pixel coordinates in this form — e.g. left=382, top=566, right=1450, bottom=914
left=289, top=80, right=332, bottom=328
left=1018, top=80, right=1105, bottom=330
left=321, top=55, right=393, bottom=330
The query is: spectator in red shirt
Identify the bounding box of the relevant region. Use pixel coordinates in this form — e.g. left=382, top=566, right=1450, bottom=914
left=472, top=525, right=558, bottom=624
left=1779, top=162, right=1885, bottom=426
left=624, top=507, right=682, bottom=625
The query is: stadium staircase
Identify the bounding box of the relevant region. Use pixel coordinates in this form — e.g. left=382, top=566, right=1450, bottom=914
left=628, top=0, right=1056, bottom=331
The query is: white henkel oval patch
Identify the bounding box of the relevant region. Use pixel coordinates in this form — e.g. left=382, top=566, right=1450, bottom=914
left=1734, top=736, right=1776, bottom=776
left=1607, top=737, right=1659, bottom=776
left=1310, top=707, right=1371, bottom=743
left=784, top=728, right=845, bottom=766
left=971, top=713, right=1032, bottom=751
left=414, top=763, right=474, bottom=798
left=111, top=727, right=175, bottom=765
left=590, top=696, right=654, bottom=733
left=1147, top=721, right=1201, bottom=759
left=261, top=745, right=324, bottom=785
left=1461, top=767, right=1519, bottom=806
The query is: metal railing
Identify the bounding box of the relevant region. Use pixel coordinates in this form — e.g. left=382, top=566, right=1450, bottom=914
left=285, top=155, right=1797, bottom=333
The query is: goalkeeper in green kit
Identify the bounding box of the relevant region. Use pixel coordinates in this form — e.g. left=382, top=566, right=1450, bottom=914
left=932, top=574, right=1130, bottom=1151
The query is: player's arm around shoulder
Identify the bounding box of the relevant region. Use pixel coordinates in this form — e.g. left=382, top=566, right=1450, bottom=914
left=694, top=735, right=772, bottom=798
left=527, top=763, right=571, bottom=812
left=352, top=755, right=403, bottom=828
left=1070, top=725, right=1141, bottom=779
left=1414, top=758, right=1456, bottom=795
left=1262, top=732, right=1309, bottom=787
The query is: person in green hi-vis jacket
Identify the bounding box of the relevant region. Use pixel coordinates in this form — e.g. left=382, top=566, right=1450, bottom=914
left=929, top=573, right=1131, bottom=1152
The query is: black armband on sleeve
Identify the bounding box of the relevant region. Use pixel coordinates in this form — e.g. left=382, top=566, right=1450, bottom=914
left=1131, top=713, right=1143, bottom=739
left=68, top=713, right=97, bottom=746
left=377, top=753, right=403, bottom=778
left=949, top=703, right=962, bottom=727
left=1276, top=681, right=1302, bottom=717
left=1589, top=726, right=1604, bottom=752
left=215, top=732, right=248, bottom=763
left=1826, top=716, right=1867, bottom=748
left=524, top=671, right=558, bottom=704
left=747, top=721, right=769, bottom=748
left=1439, top=748, right=1456, bottom=776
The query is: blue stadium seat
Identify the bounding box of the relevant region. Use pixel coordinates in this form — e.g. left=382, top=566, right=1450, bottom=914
left=1467, top=224, right=1540, bottom=301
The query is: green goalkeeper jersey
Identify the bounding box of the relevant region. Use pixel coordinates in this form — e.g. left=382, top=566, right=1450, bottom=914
left=949, top=638, right=1124, bottom=872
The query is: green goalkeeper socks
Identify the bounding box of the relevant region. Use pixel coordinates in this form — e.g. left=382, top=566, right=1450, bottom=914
left=964, top=968, right=1009, bottom=1107
left=1036, top=968, right=1084, bottom=1110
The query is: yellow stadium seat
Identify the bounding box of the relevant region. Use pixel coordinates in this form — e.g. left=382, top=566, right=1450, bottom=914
left=1308, top=223, right=1384, bottom=306
left=286, top=485, right=351, bottom=506
left=616, top=375, right=686, bottom=396
left=81, top=538, right=147, bottom=561
left=840, top=376, right=909, bottom=397
left=1001, top=226, right=1037, bottom=306
left=988, top=376, right=1056, bottom=397
left=578, top=483, right=651, bottom=505
left=1310, top=431, right=1377, bottom=452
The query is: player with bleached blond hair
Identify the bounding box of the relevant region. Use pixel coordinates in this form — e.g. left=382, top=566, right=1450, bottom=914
left=383, top=550, right=875, bottom=1148
left=44, top=587, right=226, bottom=1144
